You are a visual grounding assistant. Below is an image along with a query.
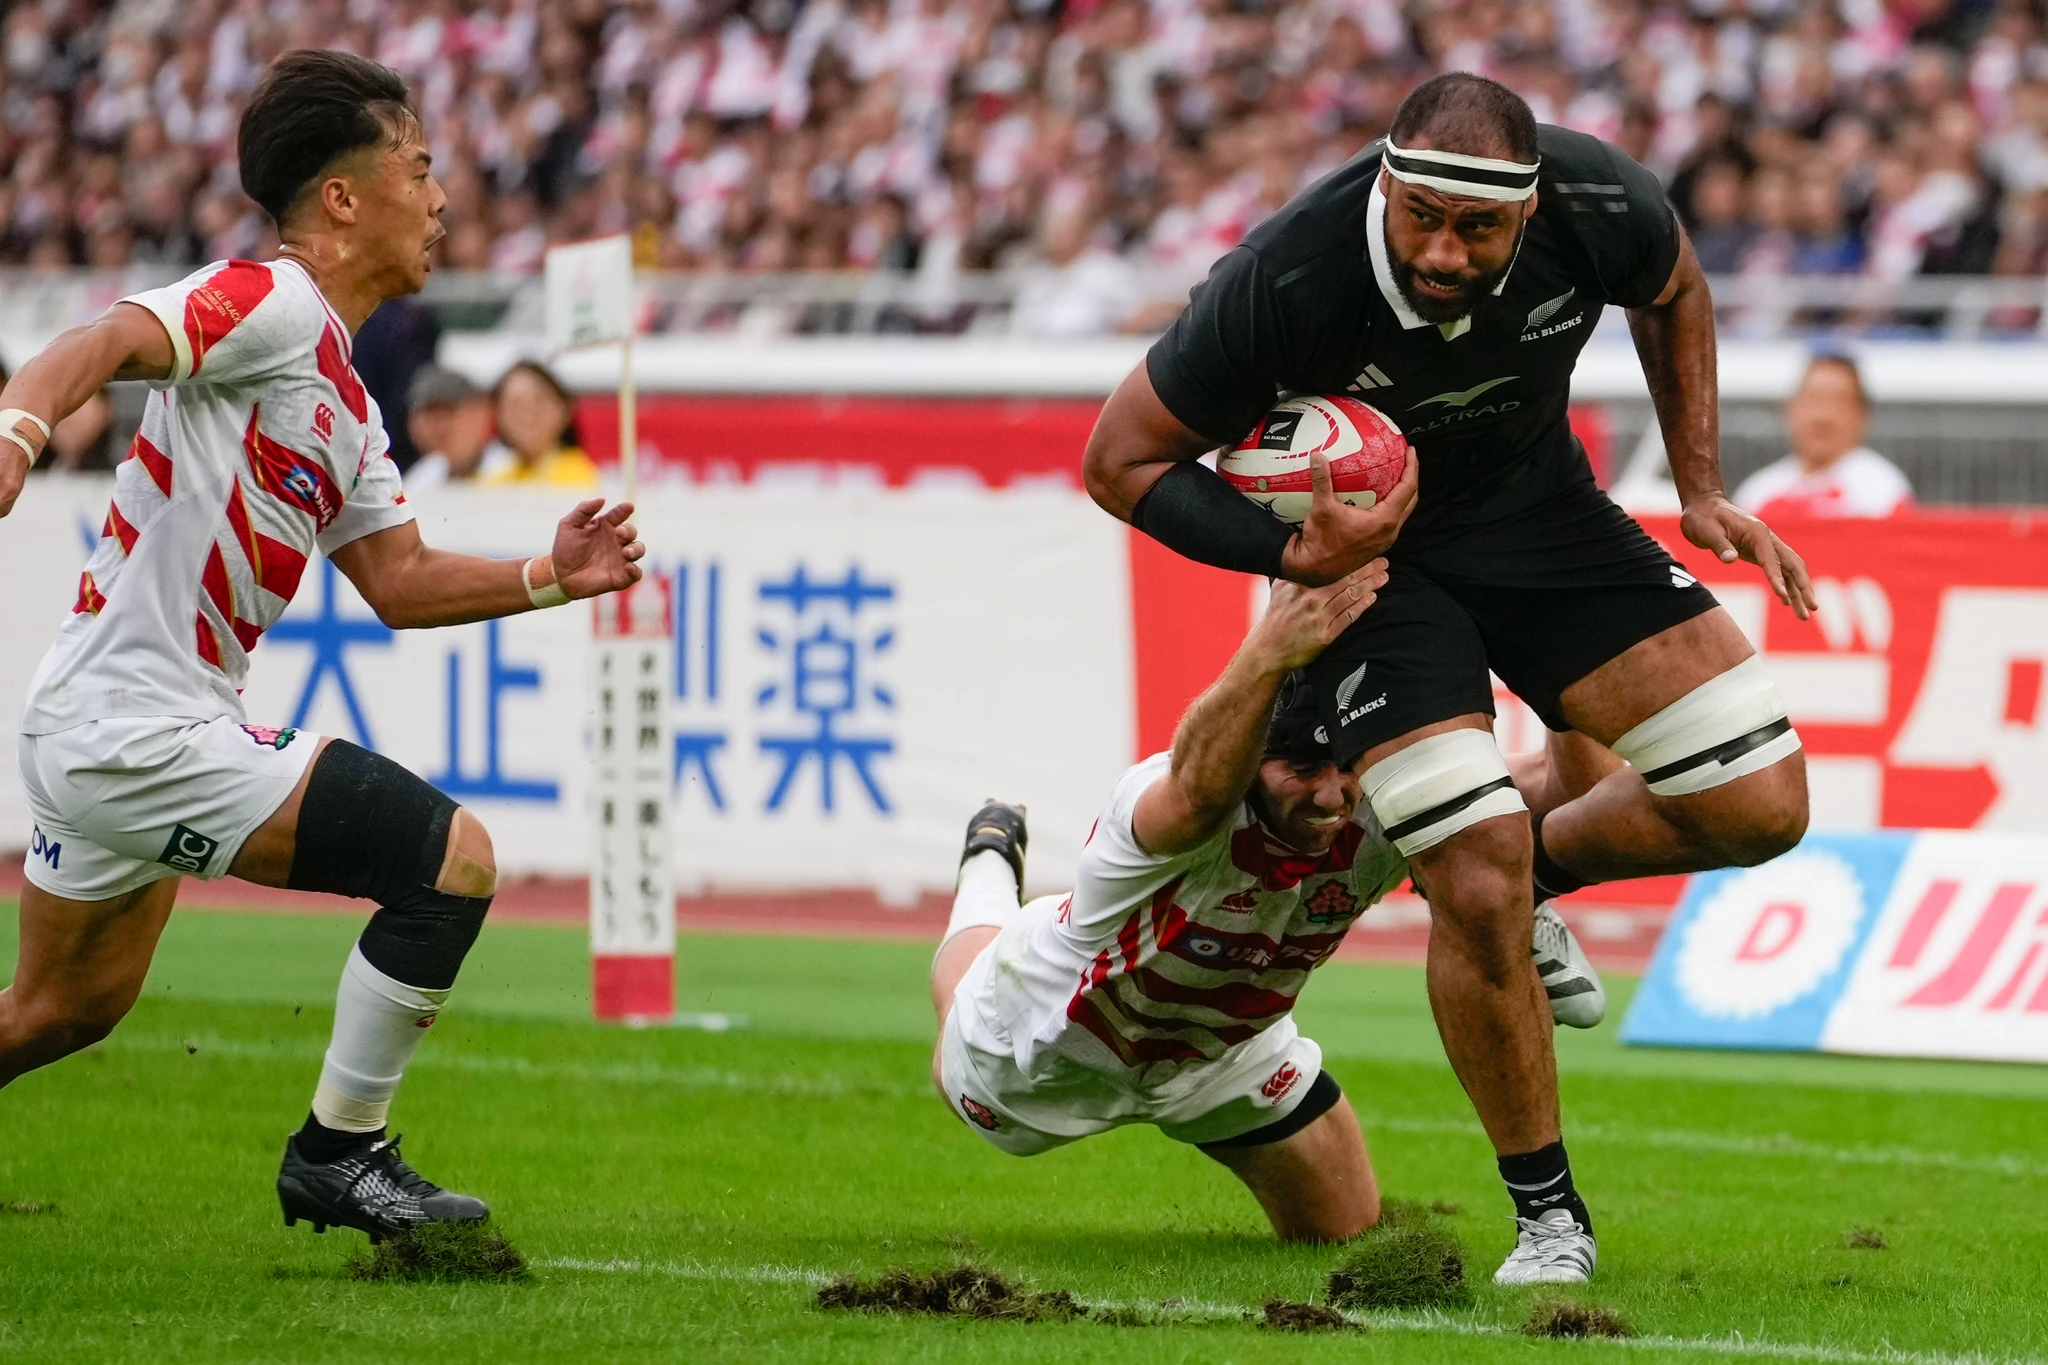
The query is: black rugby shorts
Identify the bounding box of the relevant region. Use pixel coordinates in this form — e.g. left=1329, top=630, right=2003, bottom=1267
left=1306, top=475, right=1719, bottom=767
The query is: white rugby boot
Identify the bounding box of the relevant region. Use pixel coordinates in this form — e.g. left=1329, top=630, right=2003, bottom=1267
left=1533, top=901, right=1606, bottom=1028
left=1493, top=1209, right=1598, bottom=1285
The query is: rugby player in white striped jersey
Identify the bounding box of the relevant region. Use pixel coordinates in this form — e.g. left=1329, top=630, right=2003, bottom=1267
left=930, top=560, right=1602, bottom=1262
left=0, top=50, right=643, bottom=1242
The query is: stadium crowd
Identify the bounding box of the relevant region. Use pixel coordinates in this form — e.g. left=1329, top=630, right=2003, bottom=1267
left=3, top=0, right=2043, bottom=324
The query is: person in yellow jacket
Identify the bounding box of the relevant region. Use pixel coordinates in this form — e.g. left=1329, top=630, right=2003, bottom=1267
left=479, top=360, right=601, bottom=488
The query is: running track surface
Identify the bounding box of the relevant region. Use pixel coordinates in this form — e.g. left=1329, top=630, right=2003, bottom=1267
left=0, top=868, right=1684, bottom=972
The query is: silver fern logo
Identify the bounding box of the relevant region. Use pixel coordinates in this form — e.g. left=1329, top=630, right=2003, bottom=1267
left=1335, top=661, right=1371, bottom=710
left=1524, top=289, right=1575, bottom=330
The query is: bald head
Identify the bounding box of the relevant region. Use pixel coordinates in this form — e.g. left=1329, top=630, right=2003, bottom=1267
left=1390, top=72, right=1539, bottom=164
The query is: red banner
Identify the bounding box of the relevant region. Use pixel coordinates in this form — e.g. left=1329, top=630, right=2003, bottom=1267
left=1129, top=510, right=2048, bottom=835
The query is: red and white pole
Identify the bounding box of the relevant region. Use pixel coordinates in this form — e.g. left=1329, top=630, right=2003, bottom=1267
left=589, top=572, right=675, bottom=1021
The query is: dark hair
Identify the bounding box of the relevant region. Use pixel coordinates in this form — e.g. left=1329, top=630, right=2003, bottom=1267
left=1390, top=72, right=1539, bottom=165
left=239, top=49, right=417, bottom=226
left=1803, top=352, right=1870, bottom=409
left=494, top=360, right=581, bottom=448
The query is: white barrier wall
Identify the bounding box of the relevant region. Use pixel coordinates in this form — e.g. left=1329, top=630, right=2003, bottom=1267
left=2, top=478, right=1136, bottom=897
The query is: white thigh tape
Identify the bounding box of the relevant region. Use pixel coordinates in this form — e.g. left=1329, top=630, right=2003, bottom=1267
left=1364, top=728, right=1528, bottom=857
left=1612, top=657, right=1802, bottom=797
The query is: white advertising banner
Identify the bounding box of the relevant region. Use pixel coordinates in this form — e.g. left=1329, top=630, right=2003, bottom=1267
left=0, top=478, right=1136, bottom=897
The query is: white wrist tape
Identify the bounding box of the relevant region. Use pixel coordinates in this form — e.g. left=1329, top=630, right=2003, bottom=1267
left=524, top=557, right=570, bottom=609
left=1365, top=728, right=1527, bottom=857
left=0, top=409, right=53, bottom=465
left=1611, top=657, right=1801, bottom=797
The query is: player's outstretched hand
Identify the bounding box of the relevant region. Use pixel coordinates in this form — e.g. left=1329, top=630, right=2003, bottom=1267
left=1253, top=559, right=1391, bottom=671
left=1280, top=446, right=1418, bottom=586
left=1681, top=494, right=1817, bottom=621
left=551, top=497, right=646, bottom=599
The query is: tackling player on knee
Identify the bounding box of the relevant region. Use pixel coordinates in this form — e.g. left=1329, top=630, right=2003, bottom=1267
left=1083, top=72, right=1811, bottom=1282
left=0, top=51, right=645, bottom=1240
left=929, top=560, right=1603, bottom=1244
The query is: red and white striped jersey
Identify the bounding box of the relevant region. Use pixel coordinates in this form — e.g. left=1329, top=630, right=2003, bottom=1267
left=23, top=259, right=414, bottom=735
left=994, top=752, right=1409, bottom=1090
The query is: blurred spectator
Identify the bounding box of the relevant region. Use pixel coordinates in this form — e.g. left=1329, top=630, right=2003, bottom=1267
left=404, top=366, right=506, bottom=492
left=1734, top=354, right=1914, bottom=518
left=0, top=0, right=2039, bottom=318
left=478, top=361, right=600, bottom=489
left=1686, top=159, right=1757, bottom=273
left=353, top=297, right=443, bottom=471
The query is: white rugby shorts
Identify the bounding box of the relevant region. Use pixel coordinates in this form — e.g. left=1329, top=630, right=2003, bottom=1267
left=19, top=715, right=322, bottom=901
left=938, top=906, right=1326, bottom=1157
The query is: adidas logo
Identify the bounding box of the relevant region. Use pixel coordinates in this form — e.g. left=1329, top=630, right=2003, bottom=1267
left=1671, top=566, right=1698, bottom=589
left=1335, top=660, right=1370, bottom=710
left=1346, top=364, right=1393, bottom=392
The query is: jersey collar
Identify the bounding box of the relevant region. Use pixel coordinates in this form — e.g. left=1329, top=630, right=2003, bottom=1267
left=1366, top=170, right=1521, bottom=342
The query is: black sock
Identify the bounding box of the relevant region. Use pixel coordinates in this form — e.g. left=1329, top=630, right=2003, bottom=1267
left=294, top=1111, right=385, bottom=1164
left=1498, top=1139, right=1593, bottom=1232
left=1531, top=811, right=1591, bottom=901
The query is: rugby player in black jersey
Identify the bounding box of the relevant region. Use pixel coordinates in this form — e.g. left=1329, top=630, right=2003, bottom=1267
left=1083, top=72, right=1813, bottom=1284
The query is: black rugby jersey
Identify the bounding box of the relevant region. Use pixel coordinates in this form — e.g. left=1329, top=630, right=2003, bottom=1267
left=1146, top=125, right=1679, bottom=548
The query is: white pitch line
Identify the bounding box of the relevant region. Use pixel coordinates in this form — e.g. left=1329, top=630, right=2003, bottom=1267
left=103, top=1033, right=2048, bottom=1179
left=534, top=1257, right=2042, bottom=1365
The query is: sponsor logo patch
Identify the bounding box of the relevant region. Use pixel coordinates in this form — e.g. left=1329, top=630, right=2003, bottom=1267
left=1216, top=889, right=1262, bottom=915
left=158, top=823, right=220, bottom=875
left=1256, top=411, right=1303, bottom=450
left=30, top=824, right=60, bottom=869
left=240, top=725, right=299, bottom=750
left=1411, top=375, right=1517, bottom=410
left=311, top=403, right=335, bottom=441
left=1261, top=1061, right=1303, bottom=1102
left=960, top=1095, right=1002, bottom=1131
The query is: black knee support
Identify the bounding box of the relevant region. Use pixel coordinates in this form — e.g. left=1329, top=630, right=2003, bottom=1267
left=287, top=740, right=490, bottom=991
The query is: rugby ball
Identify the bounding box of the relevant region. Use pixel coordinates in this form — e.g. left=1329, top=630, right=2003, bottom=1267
left=1218, top=395, right=1406, bottom=524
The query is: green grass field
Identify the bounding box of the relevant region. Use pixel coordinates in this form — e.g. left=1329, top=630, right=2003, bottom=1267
left=4, top=905, right=2047, bottom=1363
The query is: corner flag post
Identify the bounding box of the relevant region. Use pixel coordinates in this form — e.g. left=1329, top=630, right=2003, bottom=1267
left=545, top=236, right=673, bottom=1022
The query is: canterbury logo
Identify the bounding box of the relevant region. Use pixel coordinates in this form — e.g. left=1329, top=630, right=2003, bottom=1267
left=1525, top=290, right=1575, bottom=329
left=1347, top=363, right=1393, bottom=392
left=1412, top=375, right=1516, bottom=409
left=1335, top=660, right=1370, bottom=709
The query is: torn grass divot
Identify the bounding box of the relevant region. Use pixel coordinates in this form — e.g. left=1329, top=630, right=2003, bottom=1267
left=344, top=1222, right=529, bottom=1283
left=1522, top=1297, right=1634, bottom=1339
left=1326, top=1201, right=1472, bottom=1310
left=815, top=1265, right=1087, bottom=1322
left=1841, top=1227, right=1889, bottom=1250
left=1258, top=1299, right=1358, bottom=1332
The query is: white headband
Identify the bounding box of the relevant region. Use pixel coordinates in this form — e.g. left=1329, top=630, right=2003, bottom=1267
left=1382, top=139, right=1540, bottom=201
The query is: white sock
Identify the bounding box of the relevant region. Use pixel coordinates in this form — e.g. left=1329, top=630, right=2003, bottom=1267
left=939, top=850, right=1022, bottom=955
left=310, top=946, right=452, bottom=1134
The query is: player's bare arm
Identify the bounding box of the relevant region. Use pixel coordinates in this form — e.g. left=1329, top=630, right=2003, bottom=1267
left=1131, top=560, right=1386, bottom=854
left=1629, top=226, right=1818, bottom=619
left=330, top=499, right=645, bottom=630
left=0, top=303, right=176, bottom=515
left=1081, top=366, right=1418, bottom=588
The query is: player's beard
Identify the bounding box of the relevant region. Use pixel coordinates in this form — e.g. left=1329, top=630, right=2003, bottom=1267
left=1391, top=221, right=1527, bottom=325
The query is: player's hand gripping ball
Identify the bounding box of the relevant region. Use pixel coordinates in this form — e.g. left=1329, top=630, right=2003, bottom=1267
left=1219, top=395, right=1407, bottom=524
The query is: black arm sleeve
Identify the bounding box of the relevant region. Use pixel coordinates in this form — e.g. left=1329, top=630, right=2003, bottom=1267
left=1131, top=460, right=1293, bottom=579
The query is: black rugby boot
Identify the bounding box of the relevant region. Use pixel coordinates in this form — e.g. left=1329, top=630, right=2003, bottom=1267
left=960, top=800, right=1028, bottom=893
left=278, top=1131, right=488, bottom=1241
